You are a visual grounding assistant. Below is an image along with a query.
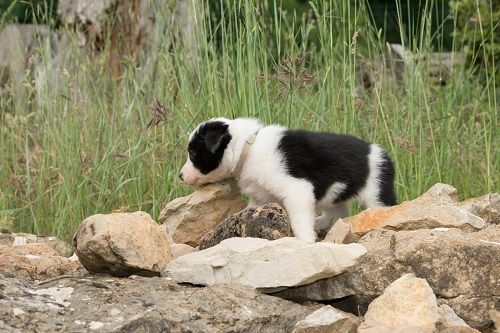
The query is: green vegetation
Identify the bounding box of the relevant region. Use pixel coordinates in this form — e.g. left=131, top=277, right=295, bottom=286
left=0, top=0, right=498, bottom=241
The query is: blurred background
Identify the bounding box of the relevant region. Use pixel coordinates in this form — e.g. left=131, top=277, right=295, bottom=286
left=0, top=0, right=498, bottom=241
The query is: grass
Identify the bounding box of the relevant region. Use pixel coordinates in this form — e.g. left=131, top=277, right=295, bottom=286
left=0, top=0, right=498, bottom=242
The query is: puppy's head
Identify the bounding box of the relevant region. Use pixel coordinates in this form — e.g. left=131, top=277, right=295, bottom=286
left=180, top=119, right=232, bottom=186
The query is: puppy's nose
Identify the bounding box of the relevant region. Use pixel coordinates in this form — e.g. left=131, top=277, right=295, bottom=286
left=179, top=173, right=183, bottom=181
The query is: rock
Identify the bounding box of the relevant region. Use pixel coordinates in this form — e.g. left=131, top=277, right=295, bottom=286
left=322, top=219, right=354, bottom=244
left=0, top=232, right=72, bottom=257
left=159, top=180, right=246, bottom=247
left=0, top=243, right=81, bottom=282
left=270, top=269, right=363, bottom=302
left=459, top=193, right=500, bottom=224
left=169, top=243, right=196, bottom=259
left=343, top=184, right=485, bottom=239
left=0, top=275, right=321, bottom=332
left=293, top=305, right=359, bottom=333
left=437, top=305, right=480, bottom=333
left=489, top=310, right=500, bottom=331
left=163, top=237, right=367, bottom=291
left=358, top=273, right=439, bottom=333
left=74, top=211, right=171, bottom=277
left=356, top=226, right=500, bottom=329
left=199, top=203, right=293, bottom=250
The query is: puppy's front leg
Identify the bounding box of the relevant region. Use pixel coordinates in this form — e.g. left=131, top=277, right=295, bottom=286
left=283, top=189, right=317, bottom=243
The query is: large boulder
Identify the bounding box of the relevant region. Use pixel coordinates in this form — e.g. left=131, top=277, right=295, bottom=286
left=0, top=232, right=72, bottom=257
left=0, top=275, right=320, bottom=332
left=356, top=225, right=500, bottom=329
left=293, top=305, right=359, bottom=333
left=0, top=243, right=81, bottom=282
left=159, top=180, right=247, bottom=247
left=163, top=237, right=367, bottom=291
left=341, top=184, right=486, bottom=239
left=199, top=203, right=293, bottom=250
left=74, top=211, right=172, bottom=277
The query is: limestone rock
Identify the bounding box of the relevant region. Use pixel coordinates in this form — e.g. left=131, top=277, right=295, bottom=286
left=459, top=193, right=499, bottom=224
left=163, top=237, right=367, bottom=290
left=356, top=226, right=500, bottom=329
left=0, top=243, right=81, bottom=282
left=74, top=211, right=171, bottom=277
left=0, top=232, right=72, bottom=257
left=343, top=184, right=485, bottom=239
left=322, top=219, right=354, bottom=244
left=169, top=243, right=196, bottom=259
left=199, top=203, right=292, bottom=250
left=270, top=269, right=363, bottom=302
left=293, top=305, right=359, bottom=333
left=437, top=305, right=480, bottom=333
left=0, top=275, right=320, bottom=332
left=159, top=180, right=246, bottom=247
left=358, top=273, right=440, bottom=333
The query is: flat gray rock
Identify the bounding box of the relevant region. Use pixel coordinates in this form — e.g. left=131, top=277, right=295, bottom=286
left=163, top=237, right=367, bottom=290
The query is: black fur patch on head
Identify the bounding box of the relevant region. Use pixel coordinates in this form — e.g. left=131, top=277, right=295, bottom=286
left=188, top=120, right=232, bottom=174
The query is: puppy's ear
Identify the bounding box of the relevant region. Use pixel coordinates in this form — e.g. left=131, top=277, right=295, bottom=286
left=205, top=126, right=231, bottom=154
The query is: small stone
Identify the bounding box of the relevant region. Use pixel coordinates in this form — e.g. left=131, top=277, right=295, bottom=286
left=358, top=273, right=439, bottom=333
left=89, top=321, right=104, bottom=330
left=292, top=305, right=359, bottom=333
left=437, top=304, right=479, bottom=333
left=322, top=219, right=354, bottom=244
left=199, top=203, right=293, bottom=250
left=169, top=243, right=196, bottom=259
left=459, top=193, right=499, bottom=224
left=163, top=237, right=367, bottom=290
left=12, top=308, right=25, bottom=316
left=159, top=180, right=246, bottom=247
left=74, top=211, right=172, bottom=277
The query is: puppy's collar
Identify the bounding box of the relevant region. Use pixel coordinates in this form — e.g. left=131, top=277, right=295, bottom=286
left=232, top=130, right=259, bottom=179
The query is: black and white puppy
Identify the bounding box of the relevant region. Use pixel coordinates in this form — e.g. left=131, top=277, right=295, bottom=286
left=180, top=118, right=396, bottom=242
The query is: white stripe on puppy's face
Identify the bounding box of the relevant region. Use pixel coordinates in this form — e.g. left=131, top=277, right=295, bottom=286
left=180, top=158, right=205, bottom=186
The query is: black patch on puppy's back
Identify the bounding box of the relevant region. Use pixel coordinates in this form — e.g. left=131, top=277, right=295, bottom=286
left=188, top=120, right=232, bottom=175
left=277, top=130, right=371, bottom=202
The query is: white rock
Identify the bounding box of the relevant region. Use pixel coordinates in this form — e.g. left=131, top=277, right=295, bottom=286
left=31, top=287, right=74, bottom=308
left=163, top=237, right=367, bottom=290
left=293, top=305, right=358, bottom=333
left=358, top=273, right=439, bottom=333
left=89, top=321, right=104, bottom=330
left=12, top=308, right=25, bottom=316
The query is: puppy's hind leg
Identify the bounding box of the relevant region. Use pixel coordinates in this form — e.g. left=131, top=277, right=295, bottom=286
left=315, top=202, right=348, bottom=232
left=282, top=184, right=317, bottom=243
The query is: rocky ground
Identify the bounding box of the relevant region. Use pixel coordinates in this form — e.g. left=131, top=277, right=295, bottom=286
left=0, top=181, right=498, bottom=332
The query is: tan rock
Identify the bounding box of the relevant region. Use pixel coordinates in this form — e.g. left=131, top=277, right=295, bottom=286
left=0, top=243, right=81, bottom=282
left=322, top=219, right=354, bottom=244
left=169, top=243, right=196, bottom=259
left=159, top=180, right=246, bottom=247
left=293, top=305, right=358, bottom=333
left=356, top=226, right=500, bottom=329
left=358, top=273, right=439, bottom=333
left=0, top=232, right=72, bottom=257
left=343, top=184, right=485, bottom=239
left=436, top=304, right=480, bottom=333
left=74, top=211, right=171, bottom=277
left=459, top=193, right=499, bottom=224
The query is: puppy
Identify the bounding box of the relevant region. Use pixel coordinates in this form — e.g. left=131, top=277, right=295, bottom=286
left=180, top=118, right=396, bottom=242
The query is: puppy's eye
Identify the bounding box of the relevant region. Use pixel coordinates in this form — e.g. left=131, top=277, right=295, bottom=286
left=188, top=149, right=197, bottom=159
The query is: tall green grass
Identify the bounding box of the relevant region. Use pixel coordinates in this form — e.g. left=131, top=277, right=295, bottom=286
left=0, top=0, right=498, bottom=241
